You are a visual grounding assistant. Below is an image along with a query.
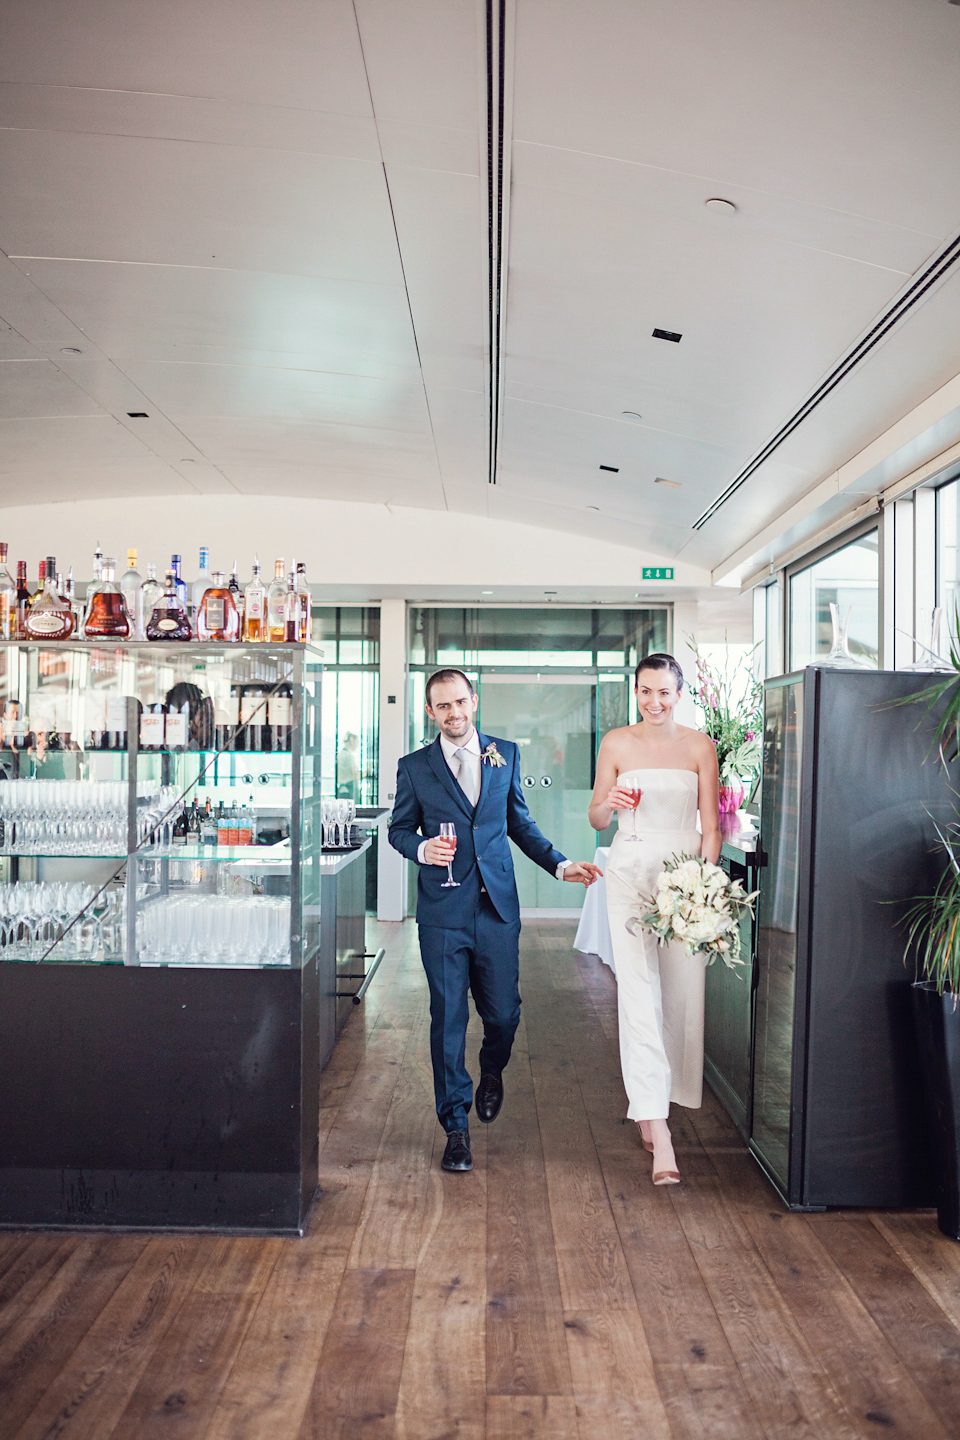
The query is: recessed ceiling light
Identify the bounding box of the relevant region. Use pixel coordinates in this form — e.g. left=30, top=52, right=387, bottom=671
left=705, top=197, right=737, bottom=215
left=654, top=476, right=682, bottom=489
left=481, top=590, right=493, bottom=595
left=599, top=464, right=619, bottom=473
left=652, top=328, right=682, bottom=343
left=60, top=346, right=81, bottom=354
left=127, top=411, right=149, bottom=418
left=621, top=410, right=643, bottom=421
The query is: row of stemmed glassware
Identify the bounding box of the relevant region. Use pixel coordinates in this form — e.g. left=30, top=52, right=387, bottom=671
left=137, top=894, right=290, bottom=966
left=0, top=779, right=184, bottom=854
left=0, top=880, right=123, bottom=961
left=321, top=797, right=356, bottom=849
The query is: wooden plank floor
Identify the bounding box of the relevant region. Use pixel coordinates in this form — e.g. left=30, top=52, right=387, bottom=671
left=2, top=919, right=960, bottom=1439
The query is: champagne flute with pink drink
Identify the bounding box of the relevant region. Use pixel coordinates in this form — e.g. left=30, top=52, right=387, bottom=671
left=621, top=780, right=642, bottom=842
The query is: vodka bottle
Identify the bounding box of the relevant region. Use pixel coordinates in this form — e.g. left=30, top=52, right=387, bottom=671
left=120, top=548, right=143, bottom=638
left=140, top=564, right=162, bottom=634
left=267, top=559, right=286, bottom=641
left=15, top=562, right=30, bottom=639
left=170, top=554, right=188, bottom=608
left=191, top=546, right=211, bottom=615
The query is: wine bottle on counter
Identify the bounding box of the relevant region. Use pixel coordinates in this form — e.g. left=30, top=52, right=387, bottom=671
left=238, top=682, right=270, bottom=751
left=214, top=687, right=239, bottom=751
left=140, top=702, right=165, bottom=751
left=15, top=562, right=30, bottom=639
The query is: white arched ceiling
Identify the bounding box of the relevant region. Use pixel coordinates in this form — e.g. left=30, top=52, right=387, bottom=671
left=2, top=0, right=960, bottom=576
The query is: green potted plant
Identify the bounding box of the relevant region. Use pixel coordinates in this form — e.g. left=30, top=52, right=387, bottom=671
left=689, top=638, right=763, bottom=814
left=901, top=818, right=960, bottom=1241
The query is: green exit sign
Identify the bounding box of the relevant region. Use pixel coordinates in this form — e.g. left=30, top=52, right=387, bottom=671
left=641, top=566, right=674, bottom=580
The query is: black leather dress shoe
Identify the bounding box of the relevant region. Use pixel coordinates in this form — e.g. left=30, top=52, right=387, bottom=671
left=442, top=1130, right=472, bottom=1171
left=475, top=1071, right=504, bottom=1124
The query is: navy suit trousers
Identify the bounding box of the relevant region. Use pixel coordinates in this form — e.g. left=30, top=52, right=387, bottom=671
left=418, top=885, right=521, bottom=1133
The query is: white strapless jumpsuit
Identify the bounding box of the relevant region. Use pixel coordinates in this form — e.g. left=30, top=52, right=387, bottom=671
left=605, top=769, right=705, bottom=1119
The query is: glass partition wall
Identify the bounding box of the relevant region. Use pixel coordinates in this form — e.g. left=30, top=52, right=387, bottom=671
left=788, top=527, right=879, bottom=671
left=408, top=607, right=670, bottom=909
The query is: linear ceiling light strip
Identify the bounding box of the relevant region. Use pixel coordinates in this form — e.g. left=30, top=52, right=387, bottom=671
left=692, top=229, right=960, bottom=530
left=486, top=0, right=506, bottom=484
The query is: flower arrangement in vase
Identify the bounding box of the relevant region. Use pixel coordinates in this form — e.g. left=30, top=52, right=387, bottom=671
left=689, top=637, right=763, bottom=814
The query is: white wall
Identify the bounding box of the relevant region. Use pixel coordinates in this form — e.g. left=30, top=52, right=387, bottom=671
left=0, top=495, right=712, bottom=589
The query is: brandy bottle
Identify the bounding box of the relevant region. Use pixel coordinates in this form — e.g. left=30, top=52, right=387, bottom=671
left=196, top=571, right=240, bottom=642
left=25, top=559, right=75, bottom=640
left=146, top=572, right=192, bottom=641
left=84, top=558, right=131, bottom=639
left=242, top=557, right=266, bottom=641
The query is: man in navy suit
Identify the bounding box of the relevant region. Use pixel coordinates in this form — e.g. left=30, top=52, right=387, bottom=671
left=389, top=669, right=600, bottom=1172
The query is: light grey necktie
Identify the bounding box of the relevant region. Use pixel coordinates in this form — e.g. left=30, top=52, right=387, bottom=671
left=455, top=746, right=479, bottom=806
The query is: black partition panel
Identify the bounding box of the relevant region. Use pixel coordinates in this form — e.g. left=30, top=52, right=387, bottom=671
left=750, top=667, right=947, bottom=1209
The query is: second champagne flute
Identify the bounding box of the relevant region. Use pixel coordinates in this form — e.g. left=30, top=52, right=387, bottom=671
left=439, top=822, right=459, bottom=888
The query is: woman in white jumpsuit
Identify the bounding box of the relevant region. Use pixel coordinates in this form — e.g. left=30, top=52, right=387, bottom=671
left=588, top=654, right=720, bottom=1185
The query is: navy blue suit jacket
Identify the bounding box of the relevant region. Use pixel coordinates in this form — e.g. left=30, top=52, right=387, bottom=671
left=388, top=731, right=567, bottom=927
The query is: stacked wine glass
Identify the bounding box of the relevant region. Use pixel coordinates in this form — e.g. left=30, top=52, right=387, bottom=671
left=321, top=797, right=356, bottom=849
left=0, top=880, right=124, bottom=961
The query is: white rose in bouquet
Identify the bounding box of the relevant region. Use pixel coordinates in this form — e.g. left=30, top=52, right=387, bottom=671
left=637, top=853, right=758, bottom=969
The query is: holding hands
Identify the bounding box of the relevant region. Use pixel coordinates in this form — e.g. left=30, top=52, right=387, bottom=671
left=563, top=862, right=602, bottom=887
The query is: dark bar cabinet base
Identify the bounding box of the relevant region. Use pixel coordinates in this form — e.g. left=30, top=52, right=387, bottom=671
left=0, top=961, right=320, bottom=1234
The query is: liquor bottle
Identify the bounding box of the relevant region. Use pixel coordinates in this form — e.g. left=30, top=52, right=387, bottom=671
left=228, top=562, right=243, bottom=630
left=120, top=549, right=143, bottom=639
left=214, top=686, right=239, bottom=751
left=25, top=558, right=75, bottom=639
left=64, top=568, right=83, bottom=637
left=196, top=571, right=241, bottom=642
left=139, top=701, right=165, bottom=751
left=170, top=554, right=188, bottom=609
left=269, top=682, right=293, bottom=752
left=191, top=546, right=211, bottom=616
left=201, top=797, right=218, bottom=846
left=172, top=806, right=189, bottom=846
left=145, top=571, right=192, bottom=641
left=164, top=702, right=190, bottom=750
left=236, top=804, right=254, bottom=846
left=239, top=682, right=269, bottom=751
left=83, top=558, right=131, bottom=639
left=106, top=695, right=128, bottom=751
left=188, top=798, right=202, bottom=840
left=92, top=542, right=103, bottom=585
left=140, top=564, right=162, bottom=634
left=31, top=559, right=45, bottom=606
left=0, top=544, right=15, bottom=640
left=295, top=561, right=312, bottom=642
left=267, top=559, right=286, bottom=641
left=242, top=557, right=266, bottom=642
left=14, top=562, right=30, bottom=640
left=284, top=570, right=299, bottom=642
left=218, top=802, right=231, bottom=847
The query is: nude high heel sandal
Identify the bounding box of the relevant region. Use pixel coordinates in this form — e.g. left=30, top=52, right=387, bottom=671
left=636, top=1122, right=654, bottom=1154
left=652, top=1167, right=681, bottom=1186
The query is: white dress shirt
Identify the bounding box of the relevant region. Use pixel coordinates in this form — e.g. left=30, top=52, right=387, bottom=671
left=417, top=729, right=570, bottom=878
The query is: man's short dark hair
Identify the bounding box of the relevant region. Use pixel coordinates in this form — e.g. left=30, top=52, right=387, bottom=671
left=425, top=668, right=476, bottom=707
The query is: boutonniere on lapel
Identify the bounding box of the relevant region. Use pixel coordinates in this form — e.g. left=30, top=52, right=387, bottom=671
left=481, top=742, right=507, bottom=768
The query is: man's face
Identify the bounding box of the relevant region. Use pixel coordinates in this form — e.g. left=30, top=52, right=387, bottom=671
left=426, top=679, right=478, bottom=742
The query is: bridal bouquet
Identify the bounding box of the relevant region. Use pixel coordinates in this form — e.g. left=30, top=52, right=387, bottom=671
left=629, top=855, right=758, bottom=969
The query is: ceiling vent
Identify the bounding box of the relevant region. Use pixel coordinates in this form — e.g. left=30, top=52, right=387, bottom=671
left=693, top=226, right=960, bottom=530
left=652, top=328, right=682, bottom=343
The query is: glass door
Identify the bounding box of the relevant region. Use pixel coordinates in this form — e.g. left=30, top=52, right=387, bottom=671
left=476, top=674, right=626, bottom=909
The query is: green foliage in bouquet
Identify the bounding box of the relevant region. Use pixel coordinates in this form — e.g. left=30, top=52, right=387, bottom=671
left=629, top=854, right=758, bottom=970
left=688, top=637, right=763, bottom=785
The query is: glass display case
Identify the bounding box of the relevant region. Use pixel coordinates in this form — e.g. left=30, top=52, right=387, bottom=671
left=0, top=642, right=332, bottom=1234
left=0, top=640, right=323, bottom=969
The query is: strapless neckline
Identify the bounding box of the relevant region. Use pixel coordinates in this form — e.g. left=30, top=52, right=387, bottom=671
left=618, top=767, right=698, bottom=780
